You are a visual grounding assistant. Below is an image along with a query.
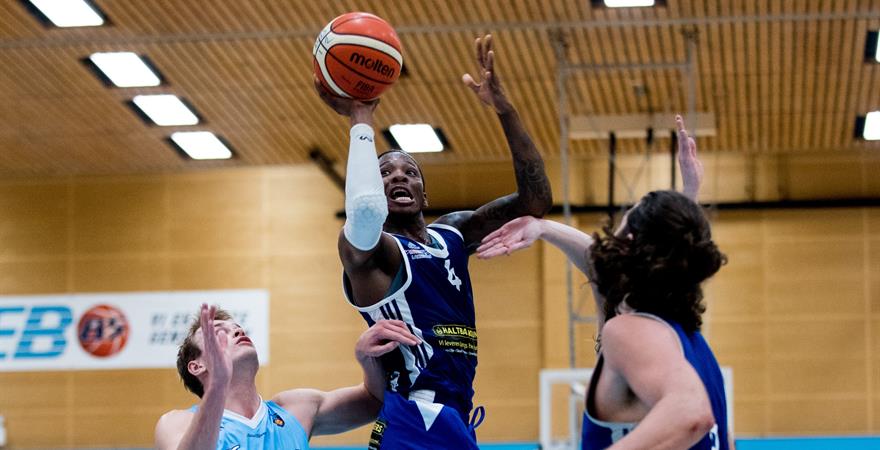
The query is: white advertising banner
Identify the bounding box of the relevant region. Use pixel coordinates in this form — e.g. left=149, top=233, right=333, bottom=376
left=0, top=290, right=269, bottom=372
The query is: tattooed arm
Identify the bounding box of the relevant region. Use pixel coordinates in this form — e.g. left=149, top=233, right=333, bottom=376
left=434, top=34, right=552, bottom=252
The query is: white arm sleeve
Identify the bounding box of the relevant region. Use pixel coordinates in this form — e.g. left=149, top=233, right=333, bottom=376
left=343, top=124, right=388, bottom=251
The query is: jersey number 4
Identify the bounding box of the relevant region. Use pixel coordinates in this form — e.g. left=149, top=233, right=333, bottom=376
left=444, top=260, right=462, bottom=291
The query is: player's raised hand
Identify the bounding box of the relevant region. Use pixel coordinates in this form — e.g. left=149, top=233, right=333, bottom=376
left=462, top=34, right=513, bottom=114
left=676, top=115, right=703, bottom=201
left=355, top=320, right=421, bottom=360
left=199, top=303, right=233, bottom=394
left=476, top=216, right=543, bottom=259
left=313, top=75, right=379, bottom=119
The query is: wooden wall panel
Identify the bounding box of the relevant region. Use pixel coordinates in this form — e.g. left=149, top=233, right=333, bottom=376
left=72, top=179, right=167, bottom=254
left=70, top=410, right=159, bottom=447
left=0, top=183, right=69, bottom=258
left=768, top=399, right=868, bottom=434
left=2, top=409, right=70, bottom=448
left=0, top=259, right=67, bottom=294
left=166, top=171, right=265, bottom=255
left=71, top=256, right=170, bottom=292
left=0, top=373, right=70, bottom=410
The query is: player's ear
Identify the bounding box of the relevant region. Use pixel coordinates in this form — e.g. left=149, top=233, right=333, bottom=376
left=188, top=360, right=206, bottom=377
left=423, top=191, right=429, bottom=208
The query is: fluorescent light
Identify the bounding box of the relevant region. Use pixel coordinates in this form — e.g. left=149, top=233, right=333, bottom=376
left=132, top=95, right=199, bottom=126
left=864, top=111, right=880, bottom=141
left=88, top=52, right=161, bottom=87
left=170, top=132, right=233, bottom=160
left=28, top=0, right=104, bottom=27
left=388, top=124, right=444, bottom=153
left=604, top=0, right=655, bottom=7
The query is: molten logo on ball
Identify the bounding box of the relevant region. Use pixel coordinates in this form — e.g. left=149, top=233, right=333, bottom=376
left=77, top=304, right=129, bottom=358
left=349, top=52, right=396, bottom=78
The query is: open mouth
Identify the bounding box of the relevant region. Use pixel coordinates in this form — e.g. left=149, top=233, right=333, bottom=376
left=389, top=186, right=414, bottom=204
left=236, top=337, right=253, bottom=346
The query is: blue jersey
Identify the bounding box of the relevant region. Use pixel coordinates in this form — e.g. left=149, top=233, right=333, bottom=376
left=189, top=399, right=309, bottom=450
left=582, top=314, right=729, bottom=450
left=344, top=224, right=477, bottom=422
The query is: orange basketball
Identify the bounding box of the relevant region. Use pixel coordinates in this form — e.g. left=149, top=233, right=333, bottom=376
left=313, top=12, right=403, bottom=100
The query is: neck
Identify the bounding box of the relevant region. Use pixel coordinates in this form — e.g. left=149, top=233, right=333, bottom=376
left=384, top=212, right=429, bottom=243
left=222, top=367, right=261, bottom=418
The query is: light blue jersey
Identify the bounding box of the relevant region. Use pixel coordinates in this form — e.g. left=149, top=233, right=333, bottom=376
left=189, top=399, right=309, bottom=450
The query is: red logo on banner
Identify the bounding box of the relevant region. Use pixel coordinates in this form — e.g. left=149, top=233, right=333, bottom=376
left=77, top=304, right=129, bottom=358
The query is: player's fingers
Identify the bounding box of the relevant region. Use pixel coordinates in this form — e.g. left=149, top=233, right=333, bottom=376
left=477, top=245, right=513, bottom=259
left=378, top=319, right=406, bottom=329
left=474, top=36, right=485, bottom=69
left=487, top=49, right=501, bottom=84
left=476, top=241, right=502, bottom=255
left=371, top=341, right=400, bottom=356
left=377, top=320, right=417, bottom=340
left=199, top=303, right=209, bottom=327
left=378, top=327, right=420, bottom=346
left=477, top=245, right=509, bottom=259
left=461, top=73, right=480, bottom=93
left=475, top=239, right=494, bottom=253
left=676, top=116, right=690, bottom=147
left=688, top=137, right=697, bottom=156
left=386, top=326, right=420, bottom=346
left=203, top=305, right=217, bottom=333
left=216, top=329, right=229, bottom=352
left=313, top=76, right=333, bottom=101
left=479, top=233, right=505, bottom=247
left=485, top=235, right=518, bottom=251
left=199, top=307, right=211, bottom=345
left=486, top=49, right=495, bottom=74
left=481, top=226, right=507, bottom=243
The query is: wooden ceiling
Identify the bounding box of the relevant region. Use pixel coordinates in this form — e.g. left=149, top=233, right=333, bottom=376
left=0, top=0, right=879, bottom=177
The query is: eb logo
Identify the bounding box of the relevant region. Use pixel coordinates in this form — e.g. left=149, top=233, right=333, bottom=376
left=0, top=304, right=130, bottom=360
left=0, top=305, right=72, bottom=359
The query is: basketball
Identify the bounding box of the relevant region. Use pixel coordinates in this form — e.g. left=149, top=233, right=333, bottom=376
left=312, top=12, right=403, bottom=100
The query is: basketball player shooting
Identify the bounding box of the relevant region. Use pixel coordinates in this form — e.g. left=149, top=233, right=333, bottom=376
left=154, top=304, right=419, bottom=450
left=314, top=34, right=552, bottom=449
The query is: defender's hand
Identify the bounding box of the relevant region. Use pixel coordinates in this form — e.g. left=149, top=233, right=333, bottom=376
left=476, top=216, right=543, bottom=259
left=462, top=34, right=513, bottom=114
left=356, top=320, right=421, bottom=360
left=199, top=304, right=232, bottom=394
left=676, top=115, right=703, bottom=201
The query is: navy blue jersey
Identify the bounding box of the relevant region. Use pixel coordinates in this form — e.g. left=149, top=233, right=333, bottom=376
left=582, top=313, right=729, bottom=450
left=189, top=399, right=309, bottom=450
left=343, top=224, right=477, bottom=422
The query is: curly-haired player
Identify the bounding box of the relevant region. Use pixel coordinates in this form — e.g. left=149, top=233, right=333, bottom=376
left=477, top=116, right=731, bottom=450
